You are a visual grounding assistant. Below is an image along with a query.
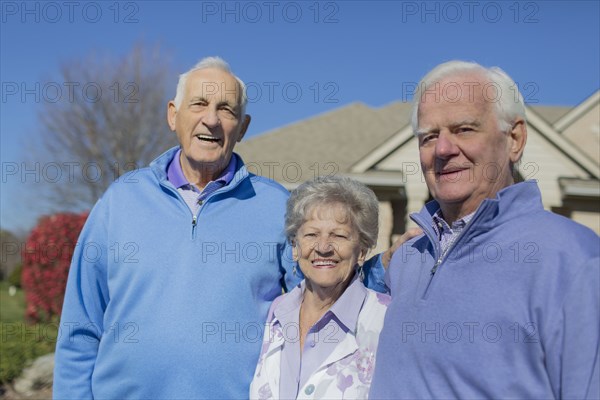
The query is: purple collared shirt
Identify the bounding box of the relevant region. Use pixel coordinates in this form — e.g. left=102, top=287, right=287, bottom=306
left=167, top=149, right=237, bottom=215
left=432, top=210, right=475, bottom=259
left=274, top=276, right=367, bottom=399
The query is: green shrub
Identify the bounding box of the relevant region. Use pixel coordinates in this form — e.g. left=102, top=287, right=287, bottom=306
left=0, top=282, right=57, bottom=384
left=7, top=264, right=22, bottom=288
left=0, top=322, right=57, bottom=384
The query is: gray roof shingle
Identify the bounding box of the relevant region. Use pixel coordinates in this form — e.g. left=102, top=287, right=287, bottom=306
left=236, top=102, right=576, bottom=185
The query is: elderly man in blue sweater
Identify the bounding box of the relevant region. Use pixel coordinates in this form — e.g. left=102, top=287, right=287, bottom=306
left=52, top=57, right=392, bottom=399
left=370, top=61, right=600, bottom=399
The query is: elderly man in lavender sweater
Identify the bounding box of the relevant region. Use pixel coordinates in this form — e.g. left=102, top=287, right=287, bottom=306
left=370, top=60, right=599, bottom=399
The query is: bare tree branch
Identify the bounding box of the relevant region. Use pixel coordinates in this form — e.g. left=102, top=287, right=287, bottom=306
left=34, top=43, right=178, bottom=210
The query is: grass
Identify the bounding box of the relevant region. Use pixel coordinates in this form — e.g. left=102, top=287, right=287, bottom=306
left=0, top=282, right=58, bottom=384
left=0, top=281, right=26, bottom=322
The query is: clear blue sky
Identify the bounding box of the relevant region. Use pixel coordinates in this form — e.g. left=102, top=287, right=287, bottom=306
left=1, top=0, right=599, bottom=234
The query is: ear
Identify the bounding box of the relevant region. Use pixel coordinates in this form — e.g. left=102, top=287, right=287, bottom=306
left=167, top=101, right=177, bottom=131
left=508, top=118, right=527, bottom=163
left=237, top=114, right=251, bottom=142
left=357, top=248, right=368, bottom=266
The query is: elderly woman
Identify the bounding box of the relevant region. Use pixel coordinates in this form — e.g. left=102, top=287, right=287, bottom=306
left=250, top=176, right=390, bottom=399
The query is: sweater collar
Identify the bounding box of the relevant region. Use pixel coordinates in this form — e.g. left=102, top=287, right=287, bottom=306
left=166, top=149, right=237, bottom=190
left=150, top=146, right=249, bottom=190
left=412, top=180, right=543, bottom=241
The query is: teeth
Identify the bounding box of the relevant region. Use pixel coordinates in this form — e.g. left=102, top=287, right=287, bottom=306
left=313, top=260, right=337, bottom=266
left=196, top=134, right=219, bottom=141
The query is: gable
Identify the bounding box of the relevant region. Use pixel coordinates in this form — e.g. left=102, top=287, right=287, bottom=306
left=362, top=105, right=596, bottom=211
left=236, top=102, right=412, bottom=187
left=560, top=101, right=600, bottom=164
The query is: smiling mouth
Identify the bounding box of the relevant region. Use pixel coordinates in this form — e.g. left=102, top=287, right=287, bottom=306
left=436, top=168, right=468, bottom=177
left=437, top=169, right=462, bottom=175
left=312, top=259, right=338, bottom=269
left=433, top=168, right=470, bottom=183
left=195, top=134, right=221, bottom=144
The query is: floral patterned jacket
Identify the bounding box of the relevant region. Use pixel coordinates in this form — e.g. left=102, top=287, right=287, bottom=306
left=249, top=282, right=391, bottom=399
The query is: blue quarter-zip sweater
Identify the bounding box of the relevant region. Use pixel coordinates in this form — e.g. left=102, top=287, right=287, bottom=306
left=54, top=147, right=294, bottom=398
left=54, top=147, right=385, bottom=399
left=370, top=180, right=600, bottom=399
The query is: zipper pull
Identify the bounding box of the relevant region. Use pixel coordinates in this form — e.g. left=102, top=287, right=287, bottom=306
left=191, top=215, right=198, bottom=239
left=431, top=258, right=442, bottom=275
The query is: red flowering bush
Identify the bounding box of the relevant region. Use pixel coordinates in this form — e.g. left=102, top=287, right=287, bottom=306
left=21, top=212, right=88, bottom=322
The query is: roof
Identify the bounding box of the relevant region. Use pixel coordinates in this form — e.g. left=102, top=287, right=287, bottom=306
left=528, top=105, right=571, bottom=125
left=236, top=102, right=411, bottom=186
left=236, top=98, right=598, bottom=187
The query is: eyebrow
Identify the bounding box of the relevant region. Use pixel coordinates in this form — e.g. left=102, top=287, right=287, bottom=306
left=416, top=119, right=481, bottom=136
left=449, top=119, right=481, bottom=128
left=188, top=96, right=207, bottom=104
left=188, top=96, right=238, bottom=109
left=416, top=128, right=434, bottom=137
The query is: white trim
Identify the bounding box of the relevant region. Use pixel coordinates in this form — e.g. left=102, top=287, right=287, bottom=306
left=559, top=178, right=600, bottom=198
left=281, top=172, right=405, bottom=191
left=350, top=124, right=413, bottom=173
left=350, top=105, right=599, bottom=179
left=342, top=172, right=404, bottom=187
left=554, top=91, right=600, bottom=132
left=526, top=108, right=599, bottom=178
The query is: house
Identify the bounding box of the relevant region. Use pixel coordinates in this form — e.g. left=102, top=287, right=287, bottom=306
left=236, top=91, right=600, bottom=254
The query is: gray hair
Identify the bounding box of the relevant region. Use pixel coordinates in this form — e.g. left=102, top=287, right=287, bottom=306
left=411, top=60, right=526, bottom=133
left=173, top=56, right=248, bottom=117
left=285, top=176, right=379, bottom=252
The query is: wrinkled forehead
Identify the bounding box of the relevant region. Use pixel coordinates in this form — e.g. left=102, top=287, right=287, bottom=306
left=419, top=72, right=498, bottom=109
left=185, top=68, right=242, bottom=104
left=304, top=202, right=353, bottom=226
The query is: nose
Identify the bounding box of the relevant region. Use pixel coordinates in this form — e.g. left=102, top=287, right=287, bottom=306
left=314, top=238, right=334, bottom=254
left=434, top=131, right=459, bottom=159
left=201, top=107, right=221, bottom=128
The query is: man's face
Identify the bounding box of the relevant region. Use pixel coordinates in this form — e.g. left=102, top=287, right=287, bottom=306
left=167, top=68, right=250, bottom=178
left=416, top=73, right=526, bottom=221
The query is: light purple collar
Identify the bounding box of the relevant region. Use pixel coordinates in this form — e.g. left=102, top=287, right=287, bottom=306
left=326, top=276, right=366, bottom=333
left=167, top=149, right=237, bottom=189
left=274, top=275, right=366, bottom=334
left=432, top=210, right=475, bottom=239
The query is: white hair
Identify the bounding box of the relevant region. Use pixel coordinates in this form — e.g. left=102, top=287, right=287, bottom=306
left=411, top=60, right=526, bottom=133
left=285, top=176, right=379, bottom=253
left=173, top=56, right=248, bottom=117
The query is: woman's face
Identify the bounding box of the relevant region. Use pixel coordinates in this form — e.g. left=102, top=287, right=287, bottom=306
left=293, top=202, right=366, bottom=293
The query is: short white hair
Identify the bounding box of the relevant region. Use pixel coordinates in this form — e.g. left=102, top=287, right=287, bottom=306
left=285, top=176, right=379, bottom=253
left=173, top=56, right=248, bottom=117
left=411, top=60, right=526, bottom=133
